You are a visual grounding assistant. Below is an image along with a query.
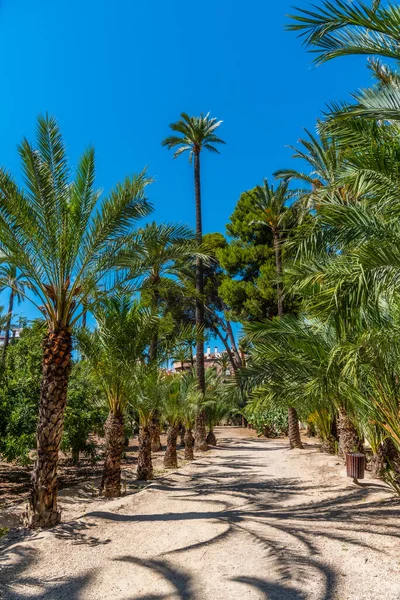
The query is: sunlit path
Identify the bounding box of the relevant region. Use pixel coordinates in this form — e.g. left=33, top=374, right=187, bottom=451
left=2, top=428, right=400, bottom=600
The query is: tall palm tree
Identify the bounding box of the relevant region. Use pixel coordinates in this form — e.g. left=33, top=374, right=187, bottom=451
left=0, top=115, right=152, bottom=527
left=78, top=296, right=155, bottom=496
left=162, top=112, right=225, bottom=451
left=0, top=262, right=29, bottom=362
left=250, top=179, right=305, bottom=448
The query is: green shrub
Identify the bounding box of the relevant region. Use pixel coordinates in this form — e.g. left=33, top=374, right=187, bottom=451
left=61, top=362, right=106, bottom=464
left=246, top=407, right=288, bottom=437
left=0, top=322, right=106, bottom=465
left=0, top=322, right=43, bottom=464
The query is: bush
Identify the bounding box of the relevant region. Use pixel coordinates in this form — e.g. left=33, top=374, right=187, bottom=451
left=246, top=407, right=288, bottom=437
left=61, top=362, right=106, bottom=464
left=0, top=322, right=106, bottom=465
left=0, top=322, right=44, bottom=464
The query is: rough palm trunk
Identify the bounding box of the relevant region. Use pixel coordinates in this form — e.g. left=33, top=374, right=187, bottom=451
left=1, top=289, right=14, bottom=363
left=137, top=424, right=153, bottom=480
left=206, top=429, right=217, bottom=446
left=164, top=425, right=179, bottom=468
left=149, top=410, right=162, bottom=452
left=337, top=407, right=363, bottom=457
left=100, top=410, right=125, bottom=497
left=184, top=427, right=194, bottom=460
left=273, top=231, right=284, bottom=317
left=288, top=407, right=303, bottom=449
left=25, top=328, right=72, bottom=528
left=149, top=286, right=160, bottom=363
left=370, top=438, right=399, bottom=478
left=320, top=436, right=336, bottom=454
left=179, top=424, right=185, bottom=446
left=194, top=150, right=207, bottom=451
left=71, top=448, right=80, bottom=465
left=194, top=410, right=208, bottom=451
left=320, top=416, right=339, bottom=454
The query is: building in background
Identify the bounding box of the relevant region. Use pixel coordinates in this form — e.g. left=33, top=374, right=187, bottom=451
left=173, top=346, right=231, bottom=375
left=0, top=327, right=23, bottom=347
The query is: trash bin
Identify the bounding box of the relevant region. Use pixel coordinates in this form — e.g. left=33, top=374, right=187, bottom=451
left=346, top=452, right=366, bottom=482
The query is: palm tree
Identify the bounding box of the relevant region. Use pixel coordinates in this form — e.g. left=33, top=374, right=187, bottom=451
left=162, top=112, right=225, bottom=451
left=288, top=0, right=400, bottom=122
left=204, top=370, right=233, bottom=446
left=131, top=221, right=198, bottom=452
left=243, top=315, right=363, bottom=454
left=250, top=179, right=298, bottom=317
left=250, top=180, right=304, bottom=447
left=132, top=365, right=170, bottom=480
left=133, top=221, right=198, bottom=361
left=288, top=1, right=394, bottom=64
left=274, top=126, right=344, bottom=210
left=0, top=262, right=29, bottom=362
left=215, top=352, right=230, bottom=375
left=178, top=372, right=200, bottom=461
left=0, top=115, right=152, bottom=527
left=78, top=296, right=154, bottom=495
left=162, top=374, right=183, bottom=468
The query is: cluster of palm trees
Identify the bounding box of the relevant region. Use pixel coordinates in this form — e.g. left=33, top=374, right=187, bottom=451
left=3, top=0, right=400, bottom=530
left=242, top=0, right=400, bottom=486
left=0, top=112, right=228, bottom=528
left=77, top=296, right=233, bottom=495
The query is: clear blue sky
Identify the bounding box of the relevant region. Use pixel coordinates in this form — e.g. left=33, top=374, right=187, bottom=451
left=0, top=0, right=371, bottom=322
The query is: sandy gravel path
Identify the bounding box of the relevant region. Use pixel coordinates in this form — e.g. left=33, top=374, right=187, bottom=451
left=1, top=428, right=400, bottom=599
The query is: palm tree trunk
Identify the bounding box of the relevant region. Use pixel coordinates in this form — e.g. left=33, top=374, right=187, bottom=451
left=193, top=149, right=207, bottom=451
left=370, top=438, right=399, bottom=478
left=149, top=410, right=162, bottom=452
left=179, top=424, right=185, bottom=446
left=184, top=427, right=194, bottom=460
left=194, top=410, right=208, bottom=451
left=149, top=287, right=159, bottom=363
left=206, top=429, right=217, bottom=446
left=288, top=407, right=303, bottom=449
left=1, top=289, right=14, bottom=363
left=337, top=407, right=363, bottom=457
left=273, top=231, right=284, bottom=317
left=100, top=409, right=125, bottom=497
left=71, top=448, right=80, bottom=465
left=25, top=328, right=72, bottom=528
left=164, top=425, right=179, bottom=468
left=137, top=424, right=153, bottom=480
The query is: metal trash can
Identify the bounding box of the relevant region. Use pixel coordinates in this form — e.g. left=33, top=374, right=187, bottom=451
left=346, top=452, right=366, bottom=483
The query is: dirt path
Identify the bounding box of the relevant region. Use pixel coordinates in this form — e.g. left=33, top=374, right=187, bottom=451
left=1, top=428, right=400, bottom=599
